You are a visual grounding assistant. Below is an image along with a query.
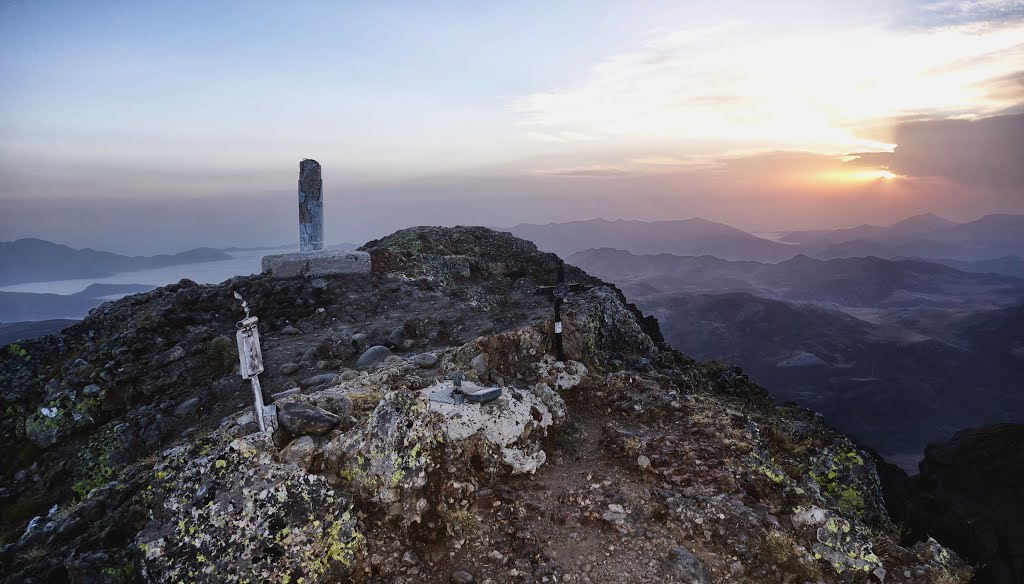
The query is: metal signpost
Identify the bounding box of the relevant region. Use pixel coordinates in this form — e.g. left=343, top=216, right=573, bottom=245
left=234, top=292, right=268, bottom=432
left=535, top=260, right=587, bottom=361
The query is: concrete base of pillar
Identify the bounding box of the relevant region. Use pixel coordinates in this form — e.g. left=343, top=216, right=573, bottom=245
left=261, top=249, right=371, bottom=278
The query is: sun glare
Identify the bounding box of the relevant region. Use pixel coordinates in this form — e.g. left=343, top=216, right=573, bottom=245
left=849, top=169, right=899, bottom=181
left=813, top=168, right=901, bottom=184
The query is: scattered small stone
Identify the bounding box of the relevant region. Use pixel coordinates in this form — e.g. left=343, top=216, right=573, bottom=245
left=413, top=353, right=439, bottom=368
left=153, top=345, right=186, bottom=368
left=299, top=373, right=338, bottom=388
left=450, top=570, right=474, bottom=584
left=637, top=455, right=651, bottom=469
left=470, top=353, right=488, bottom=377
left=174, top=397, right=200, bottom=417
left=271, top=388, right=302, bottom=402
left=281, top=325, right=301, bottom=335
left=82, top=384, right=102, bottom=397
left=280, top=363, right=301, bottom=375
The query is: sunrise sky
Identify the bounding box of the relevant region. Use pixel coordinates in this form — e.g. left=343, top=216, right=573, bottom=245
left=1, top=0, right=1022, bottom=253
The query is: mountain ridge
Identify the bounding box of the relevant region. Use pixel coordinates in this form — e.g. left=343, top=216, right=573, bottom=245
left=0, top=226, right=971, bottom=584
left=505, top=217, right=797, bottom=261
left=0, top=238, right=232, bottom=286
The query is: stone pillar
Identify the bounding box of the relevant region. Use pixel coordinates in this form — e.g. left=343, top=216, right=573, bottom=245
left=298, top=159, right=323, bottom=252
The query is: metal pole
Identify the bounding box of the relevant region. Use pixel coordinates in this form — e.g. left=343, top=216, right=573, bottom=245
left=250, top=376, right=267, bottom=432
left=554, top=299, right=564, bottom=361
left=554, top=261, right=566, bottom=361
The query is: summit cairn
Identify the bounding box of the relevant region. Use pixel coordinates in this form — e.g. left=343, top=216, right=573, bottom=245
left=261, top=158, right=371, bottom=278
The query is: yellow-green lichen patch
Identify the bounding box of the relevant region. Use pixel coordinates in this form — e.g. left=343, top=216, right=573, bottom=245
left=809, top=450, right=870, bottom=515
left=136, top=433, right=363, bottom=583
left=71, top=424, right=125, bottom=500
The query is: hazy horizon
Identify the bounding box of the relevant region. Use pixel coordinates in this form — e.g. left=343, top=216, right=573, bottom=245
left=2, top=1, right=1023, bottom=254
left=0, top=204, right=1016, bottom=257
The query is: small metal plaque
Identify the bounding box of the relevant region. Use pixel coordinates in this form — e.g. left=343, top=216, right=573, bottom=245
left=236, top=317, right=264, bottom=380
left=464, top=387, right=502, bottom=404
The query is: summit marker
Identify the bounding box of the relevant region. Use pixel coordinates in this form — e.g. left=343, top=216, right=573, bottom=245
left=261, top=159, right=371, bottom=278
left=535, top=260, right=588, bottom=361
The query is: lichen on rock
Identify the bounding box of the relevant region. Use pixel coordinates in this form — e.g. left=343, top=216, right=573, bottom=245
left=136, top=432, right=363, bottom=583
left=0, top=226, right=975, bottom=584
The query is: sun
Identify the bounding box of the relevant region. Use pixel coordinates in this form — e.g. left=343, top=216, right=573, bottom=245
left=813, top=168, right=902, bottom=184
left=865, top=169, right=898, bottom=180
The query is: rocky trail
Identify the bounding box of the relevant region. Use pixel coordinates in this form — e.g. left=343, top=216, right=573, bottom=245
left=0, top=227, right=973, bottom=583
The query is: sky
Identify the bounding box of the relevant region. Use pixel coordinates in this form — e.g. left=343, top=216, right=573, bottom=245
left=1, top=0, right=1022, bottom=253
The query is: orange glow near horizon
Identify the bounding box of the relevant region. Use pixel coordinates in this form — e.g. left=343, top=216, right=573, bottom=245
left=764, top=166, right=908, bottom=193
left=842, top=169, right=899, bottom=181
left=810, top=168, right=902, bottom=185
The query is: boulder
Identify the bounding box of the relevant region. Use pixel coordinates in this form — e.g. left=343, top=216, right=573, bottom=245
left=300, top=373, right=338, bottom=388
left=279, top=436, right=316, bottom=470
left=664, top=547, right=711, bottom=584
left=278, top=402, right=340, bottom=436
left=356, top=345, right=392, bottom=369
left=412, top=353, right=438, bottom=369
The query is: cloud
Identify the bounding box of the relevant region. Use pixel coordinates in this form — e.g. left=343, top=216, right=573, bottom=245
left=916, top=0, right=1024, bottom=26
left=980, top=69, right=1024, bottom=103
left=513, top=18, right=1024, bottom=158
left=851, top=111, right=1024, bottom=188
left=531, top=165, right=631, bottom=178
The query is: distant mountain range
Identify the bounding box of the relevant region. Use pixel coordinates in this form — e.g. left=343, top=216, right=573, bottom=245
left=569, top=248, right=1024, bottom=308
left=921, top=255, right=1024, bottom=279
left=506, top=217, right=797, bottom=261
left=0, top=283, right=156, bottom=322
left=506, top=213, right=1024, bottom=269
left=796, top=214, right=1024, bottom=262
left=0, top=238, right=231, bottom=286
left=781, top=213, right=957, bottom=246
left=0, top=320, right=78, bottom=346
left=569, top=247, right=1024, bottom=464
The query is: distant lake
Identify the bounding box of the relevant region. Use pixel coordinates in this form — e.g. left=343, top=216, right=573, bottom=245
left=0, top=249, right=273, bottom=295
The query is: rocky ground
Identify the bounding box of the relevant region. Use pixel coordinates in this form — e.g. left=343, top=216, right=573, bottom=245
left=0, top=227, right=972, bottom=583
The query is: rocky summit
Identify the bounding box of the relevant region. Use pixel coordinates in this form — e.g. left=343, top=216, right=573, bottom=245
left=0, top=227, right=971, bottom=583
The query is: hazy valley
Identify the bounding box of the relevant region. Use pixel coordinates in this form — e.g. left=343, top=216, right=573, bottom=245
left=568, top=235, right=1024, bottom=469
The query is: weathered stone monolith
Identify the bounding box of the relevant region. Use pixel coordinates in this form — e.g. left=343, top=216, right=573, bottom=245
left=298, top=159, right=323, bottom=253
left=261, top=159, right=371, bottom=278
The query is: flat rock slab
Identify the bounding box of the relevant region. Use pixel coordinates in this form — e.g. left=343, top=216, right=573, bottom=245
left=262, top=249, right=371, bottom=279
left=423, top=380, right=554, bottom=475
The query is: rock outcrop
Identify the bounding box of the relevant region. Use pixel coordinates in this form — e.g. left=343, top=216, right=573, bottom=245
left=888, top=424, right=1024, bottom=584
left=0, top=227, right=971, bottom=583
